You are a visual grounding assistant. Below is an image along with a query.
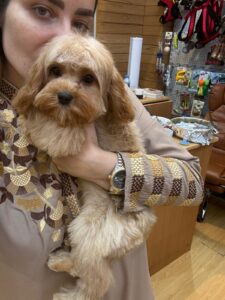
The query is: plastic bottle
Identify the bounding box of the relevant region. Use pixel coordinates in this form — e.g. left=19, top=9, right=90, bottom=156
left=123, top=75, right=130, bottom=87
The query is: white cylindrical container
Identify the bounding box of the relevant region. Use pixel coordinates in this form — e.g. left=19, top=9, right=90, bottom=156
left=127, top=37, right=143, bottom=89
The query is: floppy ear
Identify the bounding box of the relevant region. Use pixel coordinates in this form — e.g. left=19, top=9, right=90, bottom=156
left=12, top=56, right=46, bottom=115
left=105, top=67, right=135, bottom=125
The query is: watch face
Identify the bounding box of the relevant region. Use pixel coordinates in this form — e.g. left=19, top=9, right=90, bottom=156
left=113, top=170, right=126, bottom=189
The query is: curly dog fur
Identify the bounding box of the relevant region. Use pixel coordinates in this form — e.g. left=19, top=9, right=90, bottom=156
left=12, top=33, right=156, bottom=300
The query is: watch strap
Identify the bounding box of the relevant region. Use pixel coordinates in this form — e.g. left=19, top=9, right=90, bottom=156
left=115, top=152, right=125, bottom=170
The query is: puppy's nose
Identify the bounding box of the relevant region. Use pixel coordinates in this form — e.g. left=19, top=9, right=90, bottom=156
left=58, top=91, right=73, bottom=105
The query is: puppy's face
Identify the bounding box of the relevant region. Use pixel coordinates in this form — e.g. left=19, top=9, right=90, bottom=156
left=13, top=34, right=135, bottom=127
left=34, top=60, right=105, bottom=127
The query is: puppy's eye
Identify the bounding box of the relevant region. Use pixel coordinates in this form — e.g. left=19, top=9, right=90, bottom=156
left=82, top=74, right=95, bottom=85
left=49, top=66, right=62, bottom=77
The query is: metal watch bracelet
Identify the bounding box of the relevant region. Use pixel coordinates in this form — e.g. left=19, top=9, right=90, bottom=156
left=108, top=152, right=126, bottom=195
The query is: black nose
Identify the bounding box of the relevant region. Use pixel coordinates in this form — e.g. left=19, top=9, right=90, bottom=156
left=57, top=91, right=73, bottom=105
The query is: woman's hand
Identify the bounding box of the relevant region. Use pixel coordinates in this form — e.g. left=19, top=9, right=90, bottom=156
left=52, top=124, right=117, bottom=190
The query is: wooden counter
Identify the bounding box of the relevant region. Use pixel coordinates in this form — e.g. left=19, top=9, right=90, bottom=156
left=141, top=96, right=171, bottom=105
left=147, top=138, right=216, bottom=275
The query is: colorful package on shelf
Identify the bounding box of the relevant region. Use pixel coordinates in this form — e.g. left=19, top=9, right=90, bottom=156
left=197, top=72, right=211, bottom=96
left=179, top=92, right=191, bottom=115
left=175, top=66, right=192, bottom=86
left=188, top=70, right=225, bottom=93
left=206, top=42, right=225, bottom=66
left=210, top=72, right=225, bottom=85
left=164, top=32, right=173, bottom=53
left=191, top=99, right=205, bottom=118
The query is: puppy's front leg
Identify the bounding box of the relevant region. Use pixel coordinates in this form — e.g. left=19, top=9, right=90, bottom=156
left=48, top=250, right=74, bottom=276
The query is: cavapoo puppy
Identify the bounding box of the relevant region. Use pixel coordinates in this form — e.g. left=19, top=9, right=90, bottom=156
left=12, top=33, right=156, bottom=300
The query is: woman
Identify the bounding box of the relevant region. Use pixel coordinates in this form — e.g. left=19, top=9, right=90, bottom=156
left=0, top=1, right=203, bottom=300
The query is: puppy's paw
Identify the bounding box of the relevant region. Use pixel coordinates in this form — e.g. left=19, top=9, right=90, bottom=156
left=48, top=250, right=73, bottom=274
left=53, top=289, right=86, bottom=300
left=53, top=293, right=68, bottom=300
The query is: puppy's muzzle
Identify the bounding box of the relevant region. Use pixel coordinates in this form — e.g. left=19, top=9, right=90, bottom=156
left=58, top=91, right=73, bottom=105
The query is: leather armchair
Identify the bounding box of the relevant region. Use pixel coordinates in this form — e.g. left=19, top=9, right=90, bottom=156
left=197, top=84, right=225, bottom=221
left=205, top=83, right=225, bottom=194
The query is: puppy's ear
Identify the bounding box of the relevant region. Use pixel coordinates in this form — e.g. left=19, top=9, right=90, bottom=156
left=12, top=57, right=45, bottom=115
left=105, top=67, right=135, bottom=124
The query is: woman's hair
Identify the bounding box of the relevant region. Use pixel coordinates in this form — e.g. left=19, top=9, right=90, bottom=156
left=0, top=0, right=9, bottom=60
left=94, top=0, right=98, bottom=13
left=0, top=0, right=9, bottom=13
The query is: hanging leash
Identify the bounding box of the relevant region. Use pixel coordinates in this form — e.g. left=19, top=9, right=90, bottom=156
left=158, top=0, right=182, bottom=23
left=178, top=0, right=224, bottom=48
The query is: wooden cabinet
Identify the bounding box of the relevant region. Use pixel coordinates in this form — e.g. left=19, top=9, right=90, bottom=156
left=147, top=139, right=215, bottom=275
left=141, top=97, right=173, bottom=118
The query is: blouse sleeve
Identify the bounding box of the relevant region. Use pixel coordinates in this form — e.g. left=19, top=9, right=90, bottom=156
left=120, top=88, right=204, bottom=213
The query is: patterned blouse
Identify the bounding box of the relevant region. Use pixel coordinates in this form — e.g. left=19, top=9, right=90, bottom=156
left=0, top=78, right=73, bottom=244
left=0, top=78, right=203, bottom=300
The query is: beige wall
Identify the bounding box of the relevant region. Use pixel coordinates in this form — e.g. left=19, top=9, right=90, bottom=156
left=96, top=0, right=173, bottom=90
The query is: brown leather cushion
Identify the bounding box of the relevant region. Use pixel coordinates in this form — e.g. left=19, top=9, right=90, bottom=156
left=210, top=104, right=225, bottom=122
left=205, top=84, right=225, bottom=193
left=209, top=147, right=225, bottom=164
left=221, top=169, right=225, bottom=178
left=208, top=105, right=225, bottom=150
left=208, top=84, right=225, bottom=111
left=205, top=183, right=225, bottom=194
left=206, top=163, right=225, bottom=185
left=206, top=148, right=225, bottom=186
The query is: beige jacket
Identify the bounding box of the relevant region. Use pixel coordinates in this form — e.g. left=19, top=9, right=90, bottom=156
left=0, top=79, right=203, bottom=300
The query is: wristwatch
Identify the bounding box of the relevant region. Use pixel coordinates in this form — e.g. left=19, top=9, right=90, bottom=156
left=108, top=153, right=126, bottom=195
